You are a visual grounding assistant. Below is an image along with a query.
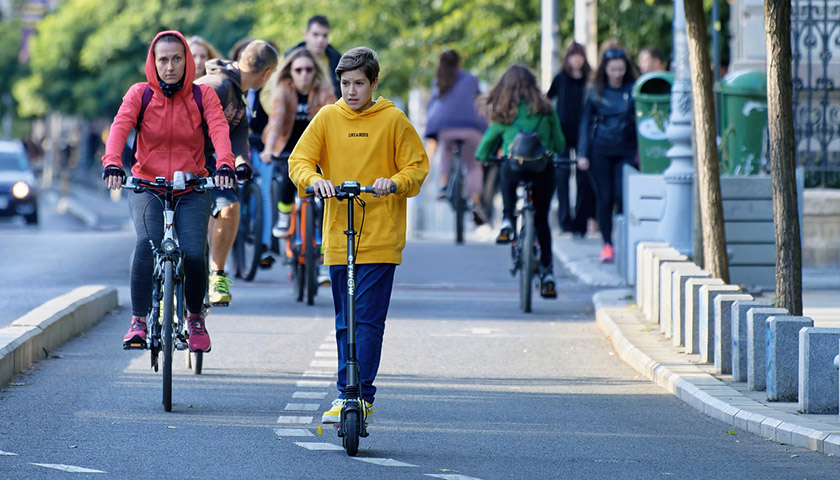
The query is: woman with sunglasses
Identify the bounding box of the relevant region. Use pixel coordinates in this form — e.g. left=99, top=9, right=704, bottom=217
left=577, top=47, right=638, bottom=263
left=260, top=47, right=336, bottom=239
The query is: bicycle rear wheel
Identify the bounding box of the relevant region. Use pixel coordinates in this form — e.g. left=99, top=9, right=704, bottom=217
left=233, top=181, right=263, bottom=281
left=519, top=208, right=535, bottom=313
left=162, top=260, right=174, bottom=411
left=303, top=201, right=319, bottom=305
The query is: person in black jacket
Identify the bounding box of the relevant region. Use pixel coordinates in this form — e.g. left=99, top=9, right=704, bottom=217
left=577, top=47, right=638, bottom=263
left=287, top=15, right=342, bottom=99
left=546, top=42, right=595, bottom=237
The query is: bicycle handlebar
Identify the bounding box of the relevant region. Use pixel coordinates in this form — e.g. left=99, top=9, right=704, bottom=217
left=124, top=173, right=215, bottom=192
left=488, top=155, right=577, bottom=166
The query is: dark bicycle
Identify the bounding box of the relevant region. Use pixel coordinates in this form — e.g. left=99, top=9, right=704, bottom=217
left=232, top=170, right=263, bottom=282
left=305, top=181, right=394, bottom=456
left=122, top=172, right=214, bottom=411
left=443, top=140, right=468, bottom=244
left=285, top=192, right=324, bottom=305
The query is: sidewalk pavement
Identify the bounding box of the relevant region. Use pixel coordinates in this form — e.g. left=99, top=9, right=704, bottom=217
left=553, top=232, right=840, bottom=456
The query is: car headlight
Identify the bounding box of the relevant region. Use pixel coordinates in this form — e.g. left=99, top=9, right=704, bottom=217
left=12, top=182, right=30, bottom=199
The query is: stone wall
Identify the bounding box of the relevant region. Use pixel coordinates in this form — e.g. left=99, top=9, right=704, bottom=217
left=802, top=189, right=840, bottom=267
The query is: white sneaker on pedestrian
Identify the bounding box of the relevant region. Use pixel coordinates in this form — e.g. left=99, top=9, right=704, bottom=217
left=272, top=212, right=291, bottom=238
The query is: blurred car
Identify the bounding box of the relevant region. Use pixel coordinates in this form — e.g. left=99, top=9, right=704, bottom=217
left=0, top=140, right=38, bottom=224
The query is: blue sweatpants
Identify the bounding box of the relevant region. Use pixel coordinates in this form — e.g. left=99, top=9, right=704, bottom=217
left=251, top=148, right=274, bottom=248
left=329, top=263, right=396, bottom=404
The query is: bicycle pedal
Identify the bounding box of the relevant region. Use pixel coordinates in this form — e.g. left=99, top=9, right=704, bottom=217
left=175, top=342, right=189, bottom=351
left=210, top=301, right=230, bottom=307
left=123, top=341, right=147, bottom=350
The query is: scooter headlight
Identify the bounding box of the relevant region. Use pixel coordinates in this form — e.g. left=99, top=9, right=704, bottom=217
left=161, top=239, right=177, bottom=253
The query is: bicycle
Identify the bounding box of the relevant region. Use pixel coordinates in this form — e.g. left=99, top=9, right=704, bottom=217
left=284, top=193, right=324, bottom=305
left=122, top=172, right=214, bottom=411
left=232, top=170, right=263, bottom=282
left=305, top=181, right=394, bottom=456
left=443, top=139, right=468, bottom=244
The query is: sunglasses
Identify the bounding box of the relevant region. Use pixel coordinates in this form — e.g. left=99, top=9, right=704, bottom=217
left=603, top=48, right=627, bottom=60
left=294, top=67, right=314, bottom=74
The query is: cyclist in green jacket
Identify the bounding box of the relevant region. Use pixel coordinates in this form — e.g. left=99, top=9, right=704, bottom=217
left=476, top=64, right=565, bottom=298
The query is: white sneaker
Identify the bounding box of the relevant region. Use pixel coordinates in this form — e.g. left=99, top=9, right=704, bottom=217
left=272, top=212, right=291, bottom=238
left=318, top=264, right=331, bottom=286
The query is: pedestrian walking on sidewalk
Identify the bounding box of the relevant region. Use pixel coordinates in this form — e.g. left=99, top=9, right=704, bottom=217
left=577, top=47, right=638, bottom=263
left=547, top=42, right=596, bottom=237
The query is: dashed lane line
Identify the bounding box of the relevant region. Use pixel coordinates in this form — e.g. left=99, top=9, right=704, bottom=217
left=276, top=416, right=314, bottom=424
left=302, top=370, right=333, bottom=377
left=274, top=428, right=314, bottom=437
left=296, top=380, right=331, bottom=388
left=284, top=403, right=320, bottom=411
left=31, top=464, right=106, bottom=474
left=424, top=475, right=484, bottom=480
left=353, top=458, right=418, bottom=467
left=310, top=360, right=334, bottom=368
left=294, top=442, right=343, bottom=451
left=293, top=391, right=327, bottom=399
left=0, top=450, right=18, bottom=456
left=314, top=350, right=337, bottom=357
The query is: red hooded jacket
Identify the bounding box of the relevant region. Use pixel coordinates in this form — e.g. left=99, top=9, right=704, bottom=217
left=101, top=30, right=234, bottom=180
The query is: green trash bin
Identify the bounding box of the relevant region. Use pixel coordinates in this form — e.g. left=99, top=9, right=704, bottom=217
left=632, top=72, right=674, bottom=174
left=717, top=70, right=767, bottom=175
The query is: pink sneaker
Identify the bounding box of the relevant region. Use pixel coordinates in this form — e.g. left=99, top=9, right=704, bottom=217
left=187, top=313, right=211, bottom=353
left=600, top=244, right=615, bottom=263
left=123, top=317, right=147, bottom=349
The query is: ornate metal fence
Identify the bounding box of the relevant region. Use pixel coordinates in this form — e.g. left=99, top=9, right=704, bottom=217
left=792, top=0, right=840, bottom=188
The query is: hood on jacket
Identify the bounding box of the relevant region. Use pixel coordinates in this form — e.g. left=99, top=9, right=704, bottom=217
left=335, top=96, right=393, bottom=119
left=144, top=30, right=195, bottom=99
left=204, top=59, right=243, bottom=91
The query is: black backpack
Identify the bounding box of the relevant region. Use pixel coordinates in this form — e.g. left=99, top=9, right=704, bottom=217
left=509, top=116, right=549, bottom=173
left=131, top=84, right=206, bottom=165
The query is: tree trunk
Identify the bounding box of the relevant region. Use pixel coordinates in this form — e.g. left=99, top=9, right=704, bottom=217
left=764, top=0, right=802, bottom=315
left=684, top=0, right=730, bottom=283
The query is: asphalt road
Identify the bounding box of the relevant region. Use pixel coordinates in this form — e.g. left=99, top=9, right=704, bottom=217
left=1, top=233, right=837, bottom=478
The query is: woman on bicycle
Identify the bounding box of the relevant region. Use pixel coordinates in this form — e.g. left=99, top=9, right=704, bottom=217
left=476, top=64, right=565, bottom=298
left=260, top=47, right=336, bottom=239
left=102, top=30, right=236, bottom=353
left=576, top=47, right=638, bottom=263
left=188, top=35, right=221, bottom=79
left=424, top=49, right=488, bottom=225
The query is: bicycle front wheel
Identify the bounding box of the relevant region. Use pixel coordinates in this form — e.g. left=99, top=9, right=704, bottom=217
left=162, top=259, right=174, bottom=411
left=303, top=201, right=318, bottom=305
left=519, top=208, right=535, bottom=313
left=234, top=181, right=263, bottom=281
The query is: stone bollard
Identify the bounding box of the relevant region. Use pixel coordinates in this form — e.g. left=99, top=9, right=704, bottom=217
left=766, top=316, right=814, bottom=402
left=684, top=278, right=725, bottom=354
left=747, top=308, right=789, bottom=391
left=659, top=261, right=700, bottom=337
left=731, top=300, right=774, bottom=382
left=698, top=284, right=741, bottom=363
left=799, top=328, right=840, bottom=414
left=713, top=293, right=753, bottom=374
left=636, top=242, right=669, bottom=314
left=648, top=249, right=687, bottom=325
left=671, top=269, right=711, bottom=348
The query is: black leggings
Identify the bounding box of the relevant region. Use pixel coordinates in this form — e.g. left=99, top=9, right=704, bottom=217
left=273, top=157, right=296, bottom=206
left=129, top=189, right=211, bottom=317
left=500, top=160, right=556, bottom=268
left=588, top=152, right=635, bottom=245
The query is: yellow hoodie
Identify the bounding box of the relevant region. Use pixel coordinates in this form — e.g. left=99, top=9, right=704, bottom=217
left=289, top=97, right=429, bottom=265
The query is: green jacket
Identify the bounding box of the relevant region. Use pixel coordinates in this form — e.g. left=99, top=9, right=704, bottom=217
left=475, top=102, right=566, bottom=161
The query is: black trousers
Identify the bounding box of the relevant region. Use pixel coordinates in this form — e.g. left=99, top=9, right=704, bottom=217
left=588, top=152, right=635, bottom=245
left=556, top=162, right=596, bottom=235
left=500, top=160, right=556, bottom=268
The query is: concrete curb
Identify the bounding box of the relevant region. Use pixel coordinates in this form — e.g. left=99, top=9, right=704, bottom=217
left=0, top=285, right=118, bottom=388
left=593, top=288, right=840, bottom=456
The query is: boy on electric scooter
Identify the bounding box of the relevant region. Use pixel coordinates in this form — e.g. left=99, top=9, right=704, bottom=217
left=289, top=47, right=429, bottom=423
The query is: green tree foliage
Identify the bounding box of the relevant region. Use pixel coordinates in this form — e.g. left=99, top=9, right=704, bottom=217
left=13, top=0, right=254, bottom=119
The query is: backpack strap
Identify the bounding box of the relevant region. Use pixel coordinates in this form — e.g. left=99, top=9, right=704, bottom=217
left=132, top=84, right=206, bottom=166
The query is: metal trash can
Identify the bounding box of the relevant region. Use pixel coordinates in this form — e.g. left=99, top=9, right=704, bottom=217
left=632, top=71, right=674, bottom=174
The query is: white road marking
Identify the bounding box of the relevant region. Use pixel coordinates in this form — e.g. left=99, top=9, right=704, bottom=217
left=424, top=475, right=484, bottom=480
left=354, top=458, right=418, bottom=467
left=302, top=370, right=333, bottom=377
left=295, top=442, right=343, bottom=451
left=314, top=350, right=337, bottom=358
left=293, top=391, right=328, bottom=399
left=296, top=380, right=331, bottom=388
left=276, top=416, right=313, bottom=424
left=310, top=360, right=334, bottom=368
left=319, top=343, right=334, bottom=350
left=284, top=403, right=320, bottom=411
left=0, top=450, right=19, bottom=456
left=31, top=464, right=106, bottom=473
left=274, top=428, right=314, bottom=437
left=470, top=328, right=503, bottom=334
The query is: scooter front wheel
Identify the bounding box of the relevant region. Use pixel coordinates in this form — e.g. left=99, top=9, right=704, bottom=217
left=342, top=410, right=360, bottom=456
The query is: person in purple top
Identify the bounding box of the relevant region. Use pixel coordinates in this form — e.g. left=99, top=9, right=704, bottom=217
left=424, top=50, right=489, bottom=225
